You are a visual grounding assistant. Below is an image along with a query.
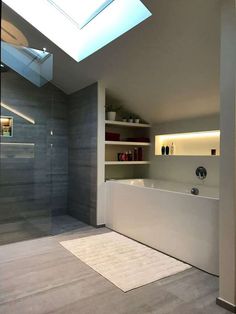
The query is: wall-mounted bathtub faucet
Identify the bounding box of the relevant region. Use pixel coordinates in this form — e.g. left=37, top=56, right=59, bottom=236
left=196, top=166, right=207, bottom=180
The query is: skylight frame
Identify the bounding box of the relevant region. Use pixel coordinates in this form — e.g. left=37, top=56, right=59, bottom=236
left=21, top=47, right=50, bottom=63
left=47, top=0, right=115, bottom=29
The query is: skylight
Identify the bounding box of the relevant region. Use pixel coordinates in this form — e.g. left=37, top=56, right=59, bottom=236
left=3, top=0, right=152, bottom=62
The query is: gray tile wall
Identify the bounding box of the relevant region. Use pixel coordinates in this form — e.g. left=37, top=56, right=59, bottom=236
left=68, top=83, right=98, bottom=226
left=1, top=71, right=99, bottom=229
left=0, top=70, right=68, bottom=224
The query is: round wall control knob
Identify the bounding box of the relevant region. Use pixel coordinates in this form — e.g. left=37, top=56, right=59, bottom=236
left=196, top=166, right=207, bottom=180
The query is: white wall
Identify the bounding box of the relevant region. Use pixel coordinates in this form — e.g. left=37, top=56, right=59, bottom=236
left=149, top=115, right=220, bottom=186
left=218, top=0, right=236, bottom=309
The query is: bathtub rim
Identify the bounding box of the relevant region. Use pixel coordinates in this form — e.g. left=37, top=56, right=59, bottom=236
left=107, top=178, right=219, bottom=201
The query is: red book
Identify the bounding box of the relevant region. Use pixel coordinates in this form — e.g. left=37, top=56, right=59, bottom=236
left=105, top=132, right=120, bottom=141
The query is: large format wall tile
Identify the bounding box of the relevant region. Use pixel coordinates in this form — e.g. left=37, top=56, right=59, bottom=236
left=1, top=71, right=68, bottom=228
left=68, top=83, right=98, bottom=226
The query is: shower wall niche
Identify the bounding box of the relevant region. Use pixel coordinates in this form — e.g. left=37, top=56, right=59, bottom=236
left=0, top=116, right=13, bottom=137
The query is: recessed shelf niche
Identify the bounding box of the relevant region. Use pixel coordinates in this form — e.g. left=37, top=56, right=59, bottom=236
left=105, top=119, right=151, bottom=180
left=0, top=116, right=13, bottom=137
left=155, top=130, right=220, bottom=156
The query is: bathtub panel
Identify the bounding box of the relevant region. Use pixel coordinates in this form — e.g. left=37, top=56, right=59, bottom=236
left=106, top=180, right=219, bottom=275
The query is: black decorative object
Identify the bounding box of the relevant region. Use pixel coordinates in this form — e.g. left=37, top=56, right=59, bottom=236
left=165, top=146, right=169, bottom=155
left=211, top=149, right=216, bottom=156
left=161, top=146, right=166, bottom=155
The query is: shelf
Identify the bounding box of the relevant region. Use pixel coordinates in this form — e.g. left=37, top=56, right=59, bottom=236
left=105, top=141, right=150, bottom=146
left=105, top=120, right=151, bottom=128
left=105, top=161, right=150, bottom=165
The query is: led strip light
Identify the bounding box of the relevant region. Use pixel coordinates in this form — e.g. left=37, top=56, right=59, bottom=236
left=1, top=102, right=35, bottom=124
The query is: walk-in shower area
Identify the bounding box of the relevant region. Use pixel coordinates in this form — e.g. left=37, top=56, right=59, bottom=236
left=1, top=41, right=98, bottom=246
left=0, top=45, right=69, bottom=245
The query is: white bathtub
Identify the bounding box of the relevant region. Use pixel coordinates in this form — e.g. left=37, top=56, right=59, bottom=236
left=106, top=179, right=219, bottom=275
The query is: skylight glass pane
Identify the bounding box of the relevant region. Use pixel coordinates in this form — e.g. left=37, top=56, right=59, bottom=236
left=49, top=0, right=113, bottom=28
left=3, top=0, right=152, bottom=63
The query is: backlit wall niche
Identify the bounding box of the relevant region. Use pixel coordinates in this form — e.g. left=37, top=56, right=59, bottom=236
left=155, top=130, right=220, bottom=156
left=0, top=116, right=13, bottom=137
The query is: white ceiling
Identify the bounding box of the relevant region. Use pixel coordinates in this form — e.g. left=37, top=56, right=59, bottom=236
left=2, top=0, right=220, bottom=123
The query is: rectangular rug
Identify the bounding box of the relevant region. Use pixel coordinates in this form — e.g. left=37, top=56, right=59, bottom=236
left=60, top=231, right=191, bottom=292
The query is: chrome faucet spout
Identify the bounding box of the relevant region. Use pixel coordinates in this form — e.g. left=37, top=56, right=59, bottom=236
left=191, top=187, right=199, bottom=195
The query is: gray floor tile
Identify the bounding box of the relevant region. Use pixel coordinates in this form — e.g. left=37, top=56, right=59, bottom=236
left=0, top=215, right=231, bottom=314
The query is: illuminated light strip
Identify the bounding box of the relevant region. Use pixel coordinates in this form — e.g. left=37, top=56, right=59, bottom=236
left=158, top=130, right=220, bottom=141
left=1, top=102, right=35, bottom=124
left=0, top=142, right=35, bottom=146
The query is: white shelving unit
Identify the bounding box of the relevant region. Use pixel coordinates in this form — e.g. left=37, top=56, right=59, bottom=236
left=105, top=120, right=151, bottom=128
left=105, top=119, right=151, bottom=180
left=97, top=83, right=151, bottom=225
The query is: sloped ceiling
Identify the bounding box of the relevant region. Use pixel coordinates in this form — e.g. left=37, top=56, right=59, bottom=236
left=1, top=0, right=220, bottom=123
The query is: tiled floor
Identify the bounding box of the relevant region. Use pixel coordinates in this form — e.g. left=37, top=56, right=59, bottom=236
left=0, top=214, right=84, bottom=246
left=0, top=215, right=231, bottom=314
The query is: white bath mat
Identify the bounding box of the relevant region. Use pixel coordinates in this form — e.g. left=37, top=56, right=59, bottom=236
left=60, top=232, right=191, bottom=292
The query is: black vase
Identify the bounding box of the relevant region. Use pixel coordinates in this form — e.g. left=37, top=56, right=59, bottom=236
left=161, top=146, right=166, bottom=155
left=165, top=146, right=169, bottom=155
